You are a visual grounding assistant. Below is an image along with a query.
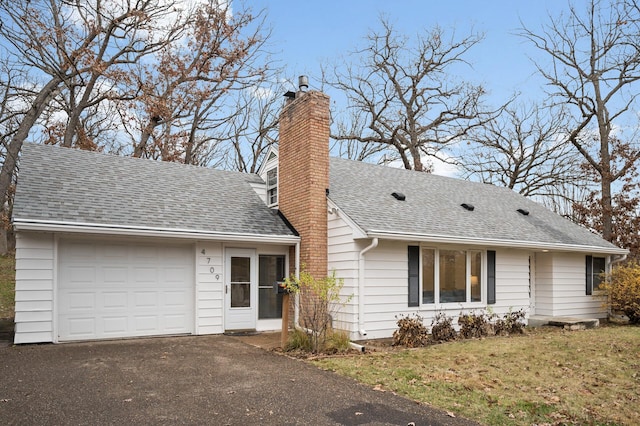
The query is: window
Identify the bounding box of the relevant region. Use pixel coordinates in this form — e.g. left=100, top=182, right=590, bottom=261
left=258, top=255, right=285, bottom=319
left=586, top=255, right=606, bottom=295
left=266, top=168, right=278, bottom=206
left=420, top=248, right=484, bottom=304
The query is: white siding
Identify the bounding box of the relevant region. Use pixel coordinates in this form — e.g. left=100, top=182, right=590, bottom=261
left=14, top=232, right=55, bottom=344
left=492, top=249, right=531, bottom=316
left=534, top=252, right=554, bottom=316
left=361, top=240, right=408, bottom=339
left=196, top=242, right=224, bottom=334
left=552, top=253, right=605, bottom=318
left=533, top=252, right=606, bottom=318
left=327, top=212, right=359, bottom=334
left=356, top=243, right=535, bottom=340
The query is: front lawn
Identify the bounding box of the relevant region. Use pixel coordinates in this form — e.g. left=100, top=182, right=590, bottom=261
left=314, top=326, right=640, bottom=425
left=0, top=253, right=15, bottom=319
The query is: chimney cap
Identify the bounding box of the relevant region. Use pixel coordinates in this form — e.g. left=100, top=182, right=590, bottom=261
left=298, top=75, right=309, bottom=91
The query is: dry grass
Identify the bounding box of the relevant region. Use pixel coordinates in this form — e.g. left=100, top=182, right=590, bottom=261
left=314, top=325, right=640, bottom=425
left=0, top=253, right=15, bottom=319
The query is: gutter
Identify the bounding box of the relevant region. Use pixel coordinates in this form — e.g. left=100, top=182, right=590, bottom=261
left=358, top=238, right=378, bottom=337
left=13, top=218, right=300, bottom=244
left=366, top=230, right=629, bottom=255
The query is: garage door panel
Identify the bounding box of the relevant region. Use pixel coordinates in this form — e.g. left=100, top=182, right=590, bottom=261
left=134, top=291, right=158, bottom=308
left=61, top=242, right=97, bottom=259
left=65, top=317, right=97, bottom=338
left=102, top=292, right=128, bottom=310
left=133, top=267, right=158, bottom=284
left=62, top=291, right=96, bottom=312
left=102, top=267, right=128, bottom=283
left=58, top=240, right=194, bottom=341
left=103, top=316, right=128, bottom=334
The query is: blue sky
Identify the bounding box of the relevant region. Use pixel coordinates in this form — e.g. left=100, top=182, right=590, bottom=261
left=250, top=0, right=568, bottom=107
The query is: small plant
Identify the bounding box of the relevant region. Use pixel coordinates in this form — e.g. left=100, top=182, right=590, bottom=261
left=600, top=262, right=640, bottom=324
left=458, top=310, right=494, bottom=339
left=325, top=330, right=351, bottom=354
left=285, top=328, right=312, bottom=352
left=283, top=268, right=352, bottom=353
left=494, top=308, right=526, bottom=335
left=392, top=313, right=428, bottom=347
left=429, top=312, right=457, bottom=343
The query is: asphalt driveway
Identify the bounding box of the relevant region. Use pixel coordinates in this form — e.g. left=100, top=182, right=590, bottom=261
left=0, top=335, right=478, bottom=425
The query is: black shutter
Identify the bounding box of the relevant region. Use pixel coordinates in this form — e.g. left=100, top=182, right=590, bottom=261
left=586, top=255, right=593, bottom=295
left=408, top=245, right=420, bottom=307
left=487, top=250, right=496, bottom=305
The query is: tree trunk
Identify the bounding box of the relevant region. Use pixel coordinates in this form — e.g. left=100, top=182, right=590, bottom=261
left=0, top=77, right=62, bottom=214
left=134, top=117, right=161, bottom=158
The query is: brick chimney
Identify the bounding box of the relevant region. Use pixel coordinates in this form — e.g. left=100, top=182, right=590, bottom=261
left=278, top=86, right=330, bottom=280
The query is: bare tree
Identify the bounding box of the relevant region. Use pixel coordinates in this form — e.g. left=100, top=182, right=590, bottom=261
left=130, top=1, right=272, bottom=165
left=519, top=0, right=640, bottom=242
left=324, top=18, right=497, bottom=171
left=461, top=102, right=582, bottom=201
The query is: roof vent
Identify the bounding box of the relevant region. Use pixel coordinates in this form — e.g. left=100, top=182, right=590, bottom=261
left=391, top=192, right=406, bottom=201
left=517, top=208, right=530, bottom=216
left=461, top=203, right=475, bottom=211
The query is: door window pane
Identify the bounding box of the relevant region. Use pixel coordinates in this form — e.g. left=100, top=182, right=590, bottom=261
left=422, top=249, right=435, bottom=303
left=439, top=250, right=466, bottom=303
left=231, top=283, right=250, bottom=308
left=231, top=257, right=251, bottom=308
left=470, top=250, right=482, bottom=302
left=258, top=255, right=285, bottom=319
left=231, top=257, right=250, bottom=282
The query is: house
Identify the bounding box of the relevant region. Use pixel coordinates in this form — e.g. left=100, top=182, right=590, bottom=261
left=12, top=87, right=628, bottom=344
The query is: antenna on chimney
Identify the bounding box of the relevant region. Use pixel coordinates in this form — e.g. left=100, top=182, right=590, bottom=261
left=298, top=75, right=309, bottom=91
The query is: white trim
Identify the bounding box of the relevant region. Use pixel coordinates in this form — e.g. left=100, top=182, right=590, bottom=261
left=365, top=230, right=628, bottom=255
left=14, top=219, right=300, bottom=244
left=52, top=234, right=59, bottom=343
left=327, top=199, right=368, bottom=239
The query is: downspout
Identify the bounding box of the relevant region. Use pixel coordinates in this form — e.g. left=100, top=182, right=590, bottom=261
left=358, top=237, right=378, bottom=337
left=610, top=253, right=628, bottom=266
left=293, top=241, right=302, bottom=331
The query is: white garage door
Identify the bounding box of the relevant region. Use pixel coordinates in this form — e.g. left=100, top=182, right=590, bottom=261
left=58, top=239, right=194, bottom=341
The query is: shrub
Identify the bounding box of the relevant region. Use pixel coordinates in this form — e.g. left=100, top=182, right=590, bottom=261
left=285, top=328, right=312, bottom=352
left=458, top=311, right=494, bottom=339
left=600, top=262, right=640, bottom=324
left=429, top=312, right=457, bottom=343
left=392, top=313, right=428, bottom=347
left=494, top=308, right=526, bottom=335
left=283, top=268, right=352, bottom=353
left=325, top=331, right=351, bottom=354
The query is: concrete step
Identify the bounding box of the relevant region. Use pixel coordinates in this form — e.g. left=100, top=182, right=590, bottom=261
left=528, top=315, right=600, bottom=329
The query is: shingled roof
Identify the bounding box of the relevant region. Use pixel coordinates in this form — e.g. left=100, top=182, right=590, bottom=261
left=328, top=157, right=626, bottom=253
left=13, top=143, right=297, bottom=240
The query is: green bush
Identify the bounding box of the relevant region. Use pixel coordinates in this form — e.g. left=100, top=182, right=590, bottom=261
left=392, top=313, right=428, bottom=347
left=429, top=312, right=457, bottom=343
left=601, top=262, right=640, bottom=324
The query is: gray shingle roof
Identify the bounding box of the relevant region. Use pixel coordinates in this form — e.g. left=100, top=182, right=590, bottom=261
left=329, top=157, right=624, bottom=252
left=13, top=143, right=296, bottom=238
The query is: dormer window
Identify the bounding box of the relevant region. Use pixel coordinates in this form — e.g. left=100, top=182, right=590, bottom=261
left=267, top=168, right=278, bottom=206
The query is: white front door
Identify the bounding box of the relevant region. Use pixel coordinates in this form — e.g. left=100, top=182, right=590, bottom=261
left=224, top=248, right=257, bottom=331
